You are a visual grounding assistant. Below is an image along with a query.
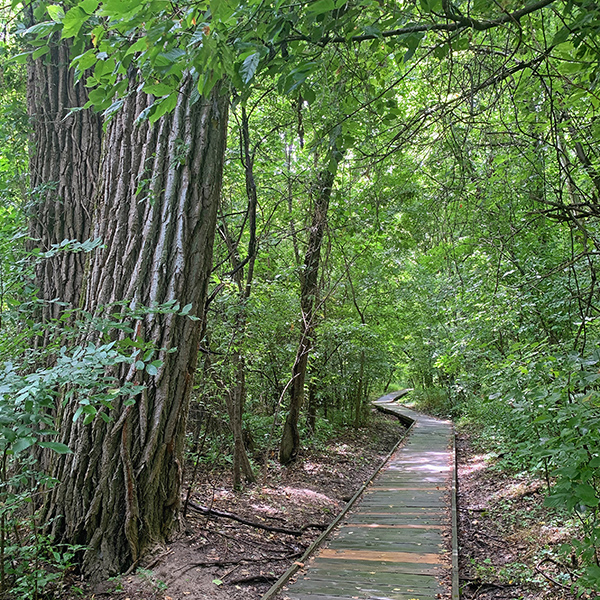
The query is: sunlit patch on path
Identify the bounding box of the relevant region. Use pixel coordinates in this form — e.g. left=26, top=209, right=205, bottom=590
left=275, top=392, right=454, bottom=600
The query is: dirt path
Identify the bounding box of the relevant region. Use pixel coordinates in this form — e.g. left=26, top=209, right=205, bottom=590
left=80, top=411, right=406, bottom=600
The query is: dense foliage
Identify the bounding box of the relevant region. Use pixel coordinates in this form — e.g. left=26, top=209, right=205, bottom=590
left=0, top=0, right=599, bottom=596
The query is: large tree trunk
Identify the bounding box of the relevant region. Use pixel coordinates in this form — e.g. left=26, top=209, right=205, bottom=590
left=280, top=167, right=335, bottom=465
left=27, top=40, right=102, bottom=320
left=44, top=77, right=229, bottom=580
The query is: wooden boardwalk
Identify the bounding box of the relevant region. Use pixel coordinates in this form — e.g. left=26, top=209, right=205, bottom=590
left=278, top=393, right=454, bottom=600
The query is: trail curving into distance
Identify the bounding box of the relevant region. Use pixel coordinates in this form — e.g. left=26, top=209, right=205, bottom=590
left=264, top=391, right=457, bottom=600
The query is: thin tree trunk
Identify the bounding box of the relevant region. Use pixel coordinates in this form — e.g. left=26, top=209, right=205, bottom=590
left=354, top=349, right=365, bottom=428
left=226, top=354, right=255, bottom=489
left=306, top=364, right=317, bottom=434
left=44, top=77, right=229, bottom=579
left=214, top=104, right=258, bottom=488
left=280, top=167, right=335, bottom=465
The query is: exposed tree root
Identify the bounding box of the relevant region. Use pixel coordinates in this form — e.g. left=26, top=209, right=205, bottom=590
left=175, top=552, right=302, bottom=578
left=226, top=574, right=279, bottom=585
left=187, top=500, right=327, bottom=536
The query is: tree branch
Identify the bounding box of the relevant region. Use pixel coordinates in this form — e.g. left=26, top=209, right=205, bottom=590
left=282, top=0, right=556, bottom=45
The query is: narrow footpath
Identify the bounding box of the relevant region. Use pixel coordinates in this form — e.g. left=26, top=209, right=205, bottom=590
left=277, top=392, right=455, bottom=600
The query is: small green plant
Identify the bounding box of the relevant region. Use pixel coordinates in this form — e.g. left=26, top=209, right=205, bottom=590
left=137, top=567, right=168, bottom=593
left=108, top=574, right=124, bottom=593
left=471, top=557, right=536, bottom=587
left=0, top=508, right=85, bottom=600
left=0, top=233, right=175, bottom=598
left=470, top=557, right=496, bottom=581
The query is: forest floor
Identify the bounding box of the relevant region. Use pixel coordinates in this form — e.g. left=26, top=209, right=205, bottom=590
left=458, top=431, right=578, bottom=600
left=62, top=414, right=582, bottom=600
left=83, top=410, right=405, bottom=600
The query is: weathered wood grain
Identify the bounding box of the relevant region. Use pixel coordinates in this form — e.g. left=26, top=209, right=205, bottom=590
left=281, top=397, right=453, bottom=600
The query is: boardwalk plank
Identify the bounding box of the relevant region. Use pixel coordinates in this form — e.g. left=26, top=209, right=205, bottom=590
left=300, top=572, right=442, bottom=588
left=276, top=398, right=453, bottom=600
left=303, top=558, right=443, bottom=575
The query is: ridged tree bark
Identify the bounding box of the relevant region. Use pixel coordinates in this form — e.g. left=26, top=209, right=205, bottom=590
left=44, top=77, right=229, bottom=579
left=280, top=166, right=336, bottom=465
left=27, top=40, right=102, bottom=319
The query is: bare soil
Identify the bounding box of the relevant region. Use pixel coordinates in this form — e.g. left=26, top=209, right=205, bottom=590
left=77, top=410, right=405, bottom=600
left=457, top=432, right=576, bottom=600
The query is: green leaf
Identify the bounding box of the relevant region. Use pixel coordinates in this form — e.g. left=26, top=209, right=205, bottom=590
left=240, top=52, right=260, bottom=84
left=149, top=93, right=178, bottom=124
left=73, top=406, right=84, bottom=422
left=584, top=564, right=600, bottom=584
left=32, top=45, right=50, bottom=60
left=73, top=49, right=98, bottom=71
left=552, top=27, right=570, bottom=47
left=145, top=364, right=158, bottom=376
left=103, top=99, right=124, bottom=122
left=453, top=36, right=469, bottom=51
left=8, top=52, right=30, bottom=64
left=576, top=483, right=599, bottom=506
left=22, top=21, right=58, bottom=38
left=125, top=38, right=149, bottom=56
left=80, top=0, right=100, bottom=14
left=143, top=82, right=174, bottom=97
left=303, top=85, right=316, bottom=104
left=419, top=0, right=441, bottom=12
left=13, top=437, right=35, bottom=454
left=180, top=303, right=193, bottom=315
left=47, top=5, right=65, bottom=21
left=38, top=441, right=72, bottom=454
left=362, top=25, right=381, bottom=38
left=62, top=6, right=90, bottom=39
left=211, top=0, right=237, bottom=22
left=434, top=44, right=449, bottom=59
left=155, top=48, right=186, bottom=68
left=307, top=0, right=334, bottom=14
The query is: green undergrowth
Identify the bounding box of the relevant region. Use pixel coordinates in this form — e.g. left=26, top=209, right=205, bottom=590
left=441, top=344, right=600, bottom=596
left=402, top=386, right=463, bottom=420
left=185, top=405, right=403, bottom=475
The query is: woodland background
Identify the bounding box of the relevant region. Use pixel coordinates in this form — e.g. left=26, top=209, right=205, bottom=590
left=0, top=0, right=600, bottom=597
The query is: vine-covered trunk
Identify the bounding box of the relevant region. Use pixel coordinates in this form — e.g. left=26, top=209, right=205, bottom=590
left=45, top=78, right=229, bottom=579
left=218, top=105, right=257, bottom=488
left=280, top=167, right=335, bottom=465
left=27, top=40, right=102, bottom=320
